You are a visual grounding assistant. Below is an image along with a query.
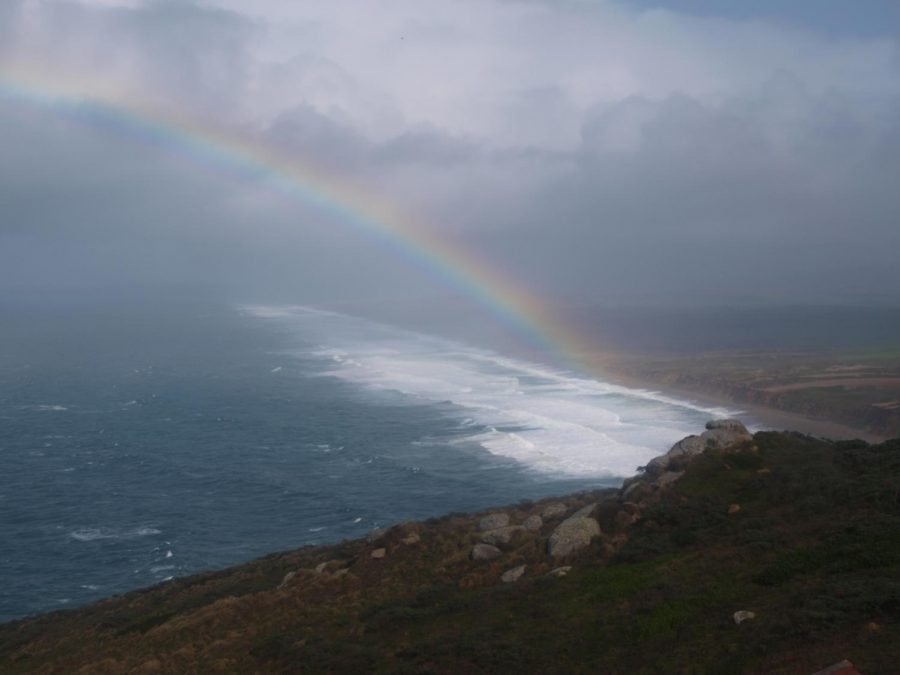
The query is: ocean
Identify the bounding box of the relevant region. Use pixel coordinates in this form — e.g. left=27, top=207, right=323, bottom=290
left=0, top=297, right=737, bottom=622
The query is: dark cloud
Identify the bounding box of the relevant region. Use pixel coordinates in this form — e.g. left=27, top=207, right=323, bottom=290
left=1, top=0, right=899, bottom=309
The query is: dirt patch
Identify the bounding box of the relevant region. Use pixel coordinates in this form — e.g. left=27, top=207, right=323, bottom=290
left=764, top=378, right=900, bottom=393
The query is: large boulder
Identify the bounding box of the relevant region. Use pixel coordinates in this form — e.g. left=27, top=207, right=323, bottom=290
left=478, top=513, right=510, bottom=531
left=522, top=514, right=543, bottom=532
left=471, top=543, right=502, bottom=561
left=667, top=434, right=707, bottom=460
left=540, top=503, right=568, bottom=520
left=480, top=526, right=525, bottom=546
left=702, top=419, right=753, bottom=450
left=547, top=504, right=602, bottom=558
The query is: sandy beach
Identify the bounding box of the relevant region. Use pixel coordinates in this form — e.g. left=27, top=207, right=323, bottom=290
left=586, top=355, right=890, bottom=443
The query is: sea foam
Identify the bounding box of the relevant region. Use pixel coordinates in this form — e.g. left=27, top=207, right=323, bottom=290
left=244, top=305, right=743, bottom=478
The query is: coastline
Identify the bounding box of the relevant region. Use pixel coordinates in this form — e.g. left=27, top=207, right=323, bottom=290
left=589, top=361, right=886, bottom=444
left=5, top=427, right=898, bottom=673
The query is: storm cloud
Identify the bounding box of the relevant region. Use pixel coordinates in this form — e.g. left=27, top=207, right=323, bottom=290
left=1, top=0, right=899, bottom=308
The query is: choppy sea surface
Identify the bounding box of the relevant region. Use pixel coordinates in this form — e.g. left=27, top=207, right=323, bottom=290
left=0, top=299, right=738, bottom=622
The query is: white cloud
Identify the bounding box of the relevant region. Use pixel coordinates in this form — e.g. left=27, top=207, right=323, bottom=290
left=1, top=0, right=899, bottom=303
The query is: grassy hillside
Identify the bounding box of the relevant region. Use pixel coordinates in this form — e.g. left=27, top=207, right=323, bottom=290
left=2, top=431, right=899, bottom=674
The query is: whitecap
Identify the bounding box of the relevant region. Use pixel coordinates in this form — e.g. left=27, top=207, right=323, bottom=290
left=243, top=305, right=749, bottom=478
left=134, top=527, right=162, bottom=537
left=69, top=526, right=161, bottom=542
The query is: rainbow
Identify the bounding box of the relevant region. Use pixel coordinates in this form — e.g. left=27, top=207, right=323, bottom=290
left=0, top=64, right=595, bottom=371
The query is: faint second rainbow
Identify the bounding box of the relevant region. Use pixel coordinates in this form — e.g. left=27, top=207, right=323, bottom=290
left=0, top=63, right=595, bottom=370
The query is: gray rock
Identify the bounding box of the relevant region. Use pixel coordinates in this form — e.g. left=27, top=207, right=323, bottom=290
left=522, top=514, right=543, bottom=532
left=547, top=566, right=572, bottom=578
left=480, top=525, right=525, bottom=546
left=707, top=419, right=748, bottom=432
left=647, top=420, right=752, bottom=477
left=501, top=565, right=526, bottom=583
left=702, top=419, right=752, bottom=450
left=479, top=513, right=510, bottom=531
left=644, top=454, right=671, bottom=476
left=547, top=504, right=601, bottom=558
left=370, top=548, right=386, bottom=559
left=314, top=562, right=329, bottom=574
left=540, top=503, right=568, bottom=520
left=471, top=543, right=502, bottom=560
left=667, top=434, right=707, bottom=459
left=278, top=571, right=296, bottom=589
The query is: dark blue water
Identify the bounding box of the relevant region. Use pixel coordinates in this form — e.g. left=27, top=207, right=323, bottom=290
left=0, top=296, right=610, bottom=622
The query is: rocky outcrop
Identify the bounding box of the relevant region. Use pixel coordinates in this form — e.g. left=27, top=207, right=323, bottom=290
left=704, top=419, right=753, bottom=444
left=547, top=504, right=601, bottom=558
left=643, top=419, right=752, bottom=479
left=608, top=419, right=755, bottom=560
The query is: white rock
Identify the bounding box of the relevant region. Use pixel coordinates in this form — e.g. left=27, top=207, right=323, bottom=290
left=501, top=565, right=526, bottom=583
left=733, top=610, right=756, bottom=625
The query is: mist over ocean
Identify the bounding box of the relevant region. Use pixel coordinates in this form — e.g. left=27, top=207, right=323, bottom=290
left=0, top=297, right=736, bottom=622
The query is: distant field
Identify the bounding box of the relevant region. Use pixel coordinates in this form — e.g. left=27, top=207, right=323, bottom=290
left=595, top=350, right=900, bottom=440
left=550, top=305, right=900, bottom=440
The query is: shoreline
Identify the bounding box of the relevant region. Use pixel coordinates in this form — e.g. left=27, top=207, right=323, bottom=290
left=593, top=364, right=886, bottom=444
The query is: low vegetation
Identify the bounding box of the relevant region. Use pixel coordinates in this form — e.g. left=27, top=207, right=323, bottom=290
left=1, top=431, right=899, bottom=673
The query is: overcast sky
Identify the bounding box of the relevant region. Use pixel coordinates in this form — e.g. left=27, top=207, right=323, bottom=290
left=1, top=0, right=899, bottom=310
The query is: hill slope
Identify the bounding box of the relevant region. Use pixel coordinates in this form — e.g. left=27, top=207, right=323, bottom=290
left=2, top=430, right=899, bottom=674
